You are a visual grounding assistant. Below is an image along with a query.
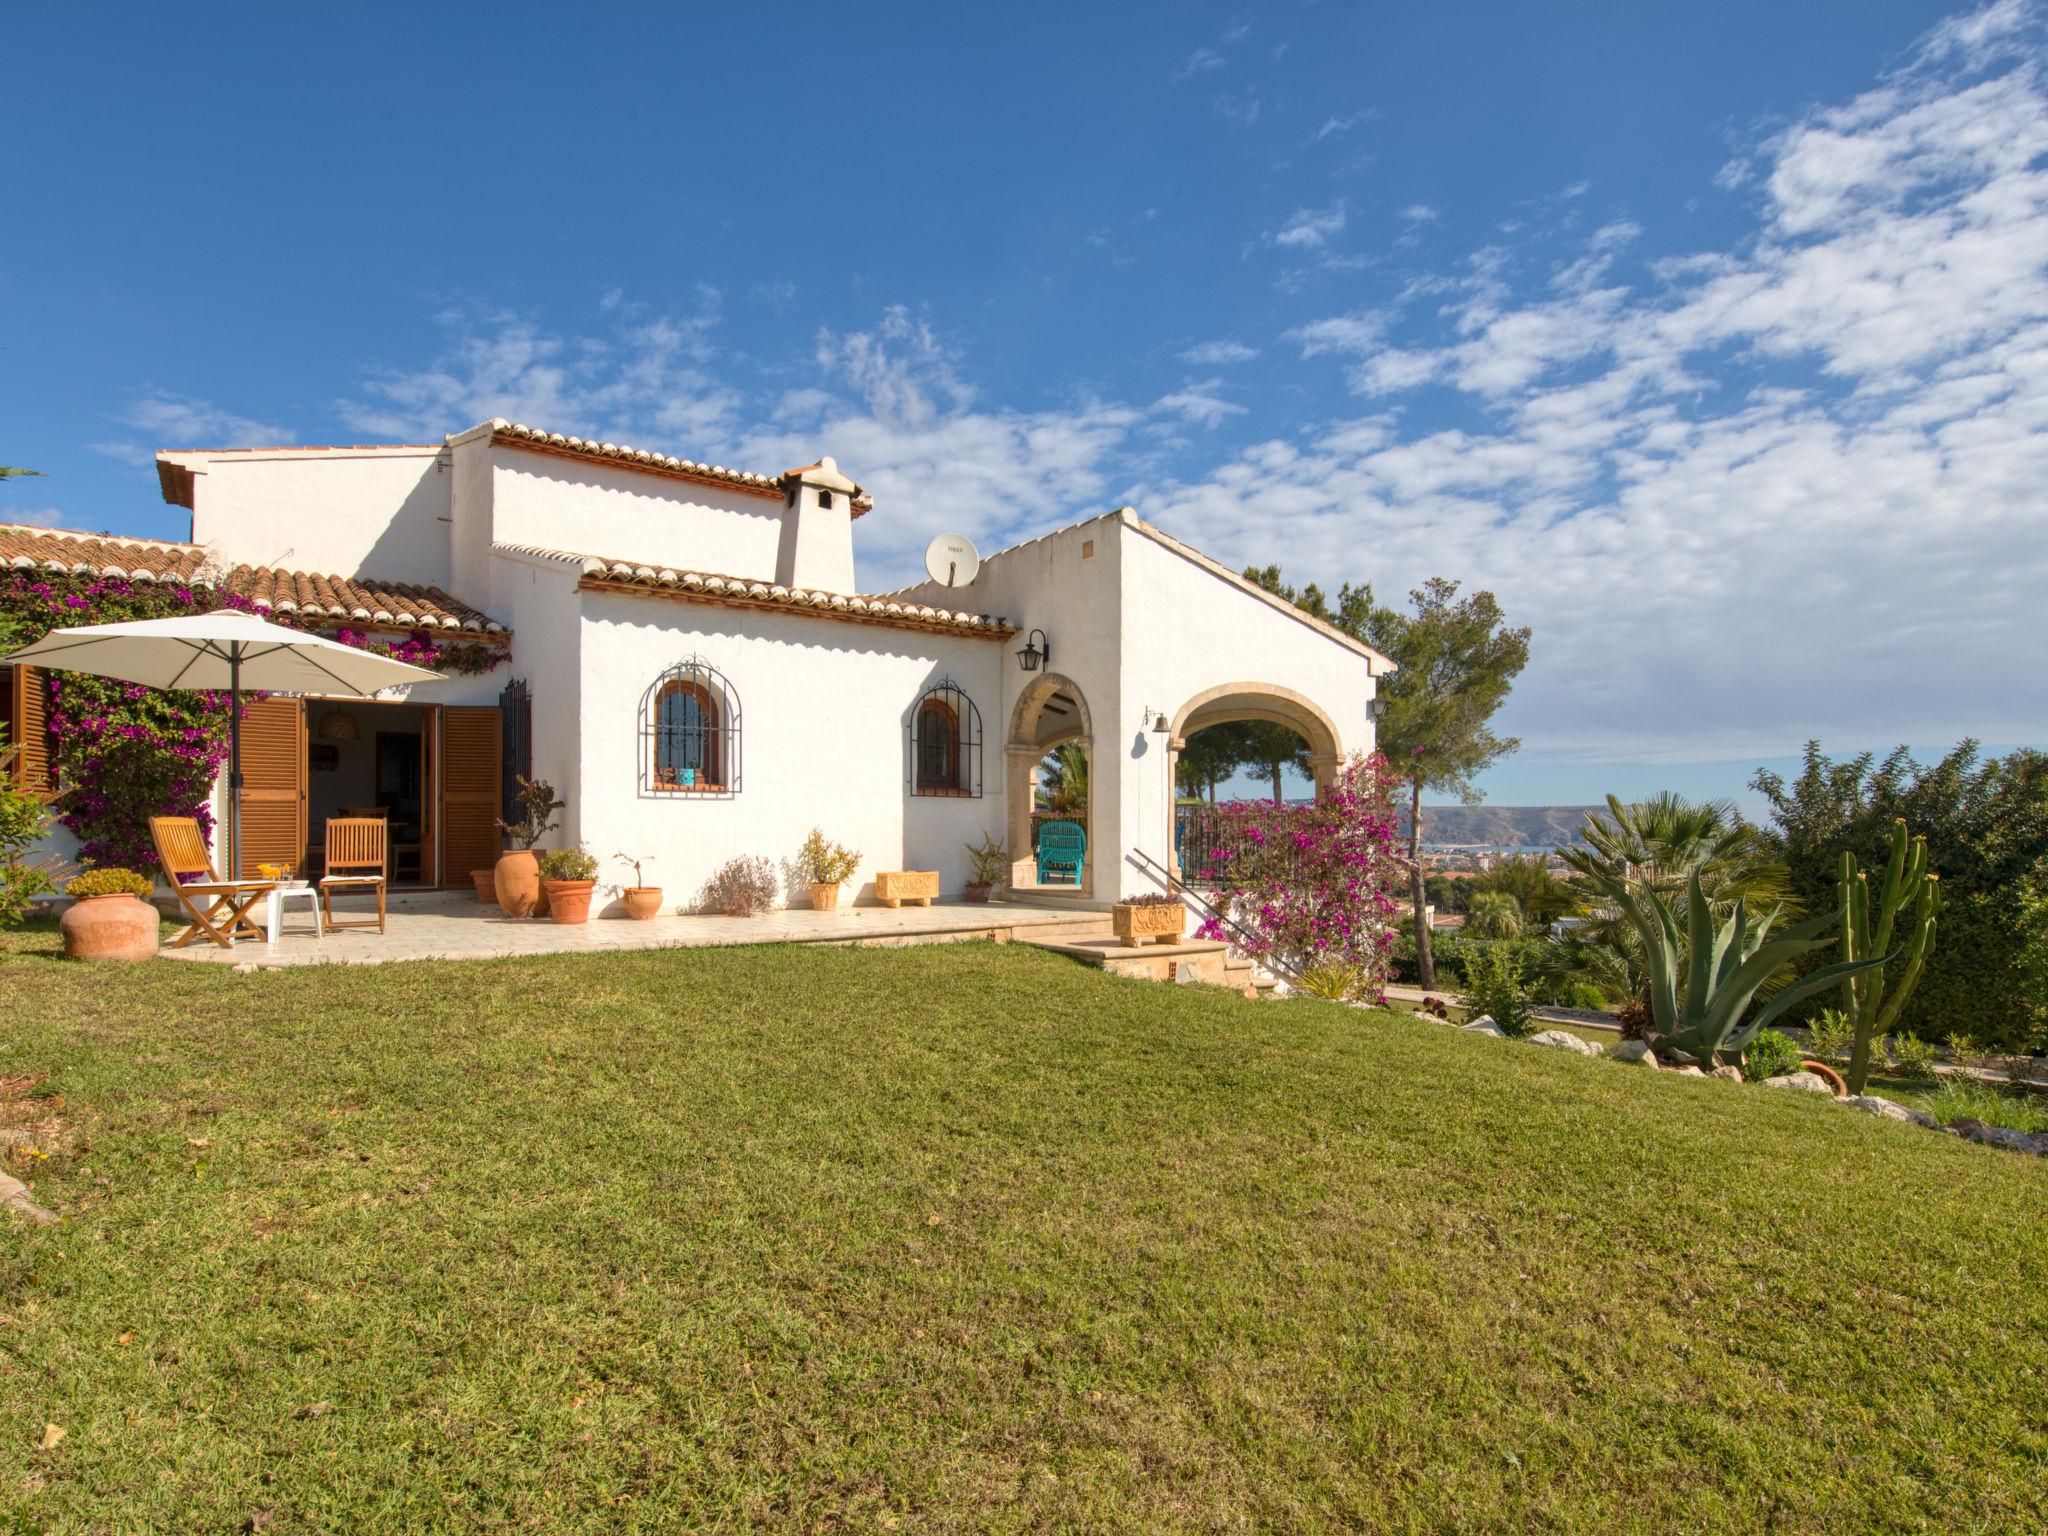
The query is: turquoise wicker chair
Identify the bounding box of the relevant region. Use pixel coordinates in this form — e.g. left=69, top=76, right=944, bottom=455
left=1035, top=820, right=1087, bottom=885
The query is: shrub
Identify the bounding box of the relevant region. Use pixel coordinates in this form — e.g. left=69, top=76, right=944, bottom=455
left=1554, top=980, right=1610, bottom=1011
left=964, top=836, right=1009, bottom=889
left=65, top=866, right=153, bottom=899
left=1886, top=1033, right=1939, bottom=1084
left=1742, top=1029, right=1805, bottom=1083
left=702, top=856, right=778, bottom=916
left=1806, top=1008, right=1855, bottom=1066
left=1463, top=944, right=1535, bottom=1038
left=1194, top=754, right=1403, bottom=991
left=1, top=728, right=65, bottom=925
left=796, top=829, right=860, bottom=886
left=1292, top=964, right=1369, bottom=1002
left=537, top=847, right=599, bottom=883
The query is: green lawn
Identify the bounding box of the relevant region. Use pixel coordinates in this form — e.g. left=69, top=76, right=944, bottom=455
left=3, top=922, right=2045, bottom=1533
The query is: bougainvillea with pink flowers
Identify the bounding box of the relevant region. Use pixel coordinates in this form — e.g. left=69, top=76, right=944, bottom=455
left=3, top=571, right=505, bottom=871
left=1190, top=752, right=1405, bottom=996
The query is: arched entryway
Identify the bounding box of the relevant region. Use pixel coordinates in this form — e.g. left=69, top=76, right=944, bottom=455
left=1006, top=672, right=1094, bottom=896
left=1166, top=682, right=1346, bottom=884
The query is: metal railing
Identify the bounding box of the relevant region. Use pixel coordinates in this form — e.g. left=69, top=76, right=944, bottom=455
left=1125, top=846, right=1305, bottom=987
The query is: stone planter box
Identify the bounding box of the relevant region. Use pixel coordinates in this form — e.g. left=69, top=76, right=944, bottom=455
left=875, top=869, right=939, bottom=908
left=1114, top=900, right=1187, bottom=946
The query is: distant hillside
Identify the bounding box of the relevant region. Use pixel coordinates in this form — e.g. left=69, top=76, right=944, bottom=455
left=1402, top=805, right=1600, bottom=849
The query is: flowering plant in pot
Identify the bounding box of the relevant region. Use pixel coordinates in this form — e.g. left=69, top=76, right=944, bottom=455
left=537, top=845, right=600, bottom=925
left=1112, top=890, right=1188, bottom=946
left=59, top=866, right=159, bottom=962
left=796, top=829, right=860, bottom=911
left=963, top=835, right=1008, bottom=903
left=493, top=775, right=563, bottom=917
left=702, top=855, right=777, bottom=918
left=614, top=852, right=663, bottom=920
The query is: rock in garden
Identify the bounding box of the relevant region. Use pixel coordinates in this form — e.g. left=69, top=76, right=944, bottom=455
left=0, top=1170, right=57, bottom=1226
left=1711, top=1065, right=1744, bottom=1082
left=1526, top=1029, right=1603, bottom=1057
left=1844, top=1094, right=1938, bottom=1128
left=1950, top=1118, right=2048, bottom=1154
left=1763, top=1072, right=1833, bottom=1094
left=1606, top=1039, right=1657, bottom=1066
left=1463, top=1016, right=1508, bottom=1038
left=1669, top=1065, right=1707, bottom=1078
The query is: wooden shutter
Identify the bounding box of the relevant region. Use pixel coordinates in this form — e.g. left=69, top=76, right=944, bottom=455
left=4, top=666, right=53, bottom=794
left=235, top=697, right=306, bottom=878
left=441, top=706, right=503, bottom=889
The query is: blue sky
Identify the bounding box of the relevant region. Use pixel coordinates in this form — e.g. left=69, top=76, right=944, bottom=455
left=7, top=0, right=2045, bottom=809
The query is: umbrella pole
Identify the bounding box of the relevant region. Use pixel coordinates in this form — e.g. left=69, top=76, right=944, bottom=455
left=227, top=644, right=242, bottom=879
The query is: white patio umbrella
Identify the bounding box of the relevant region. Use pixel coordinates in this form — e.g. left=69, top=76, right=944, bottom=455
left=3, top=608, right=442, bottom=874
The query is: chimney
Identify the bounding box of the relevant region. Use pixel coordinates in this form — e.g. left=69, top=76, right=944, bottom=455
left=775, top=456, right=861, bottom=594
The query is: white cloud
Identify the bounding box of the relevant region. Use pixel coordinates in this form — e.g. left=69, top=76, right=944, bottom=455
left=1152, top=380, right=1249, bottom=428
left=1314, top=110, right=1377, bottom=142
left=1273, top=203, right=1347, bottom=249
left=1179, top=340, right=1260, bottom=365
left=1398, top=203, right=1440, bottom=224
left=88, top=394, right=298, bottom=464
left=0, top=504, right=66, bottom=529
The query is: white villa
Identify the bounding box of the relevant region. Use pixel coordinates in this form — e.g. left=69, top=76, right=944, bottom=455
left=3, top=421, right=1390, bottom=909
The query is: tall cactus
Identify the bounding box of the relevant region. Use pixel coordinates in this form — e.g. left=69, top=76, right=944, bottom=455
left=1839, top=819, right=1942, bottom=1095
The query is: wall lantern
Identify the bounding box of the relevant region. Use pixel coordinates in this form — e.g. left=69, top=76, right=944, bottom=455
left=1367, top=696, right=1388, bottom=721
left=316, top=708, right=361, bottom=741
left=1016, top=628, right=1050, bottom=673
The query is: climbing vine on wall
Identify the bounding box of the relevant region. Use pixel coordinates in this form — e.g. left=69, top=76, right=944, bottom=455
left=3, top=571, right=506, bottom=870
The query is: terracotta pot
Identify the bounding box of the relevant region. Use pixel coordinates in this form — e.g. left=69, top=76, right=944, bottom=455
left=808, top=881, right=841, bottom=912
left=470, top=869, right=498, bottom=906
left=543, top=879, right=595, bottom=925
left=493, top=850, right=540, bottom=918
left=964, top=883, right=993, bottom=904
left=60, top=892, right=159, bottom=963
left=622, top=887, right=664, bottom=921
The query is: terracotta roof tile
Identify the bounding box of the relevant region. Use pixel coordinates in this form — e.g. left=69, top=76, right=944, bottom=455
left=486, top=421, right=875, bottom=516
left=0, top=522, right=507, bottom=636
left=497, top=541, right=1011, bottom=639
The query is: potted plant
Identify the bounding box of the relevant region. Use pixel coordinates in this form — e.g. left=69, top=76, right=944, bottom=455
left=493, top=775, right=564, bottom=918
left=470, top=868, right=497, bottom=906
left=1113, top=891, right=1187, bottom=946
left=615, top=852, right=663, bottom=920
left=963, top=835, right=1008, bottom=903
left=59, top=867, right=159, bottom=962
left=796, top=828, right=860, bottom=911
left=538, top=846, right=599, bottom=925
left=701, top=855, right=777, bottom=917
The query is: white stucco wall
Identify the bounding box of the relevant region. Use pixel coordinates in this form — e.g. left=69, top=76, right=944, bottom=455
left=571, top=589, right=1007, bottom=912
left=891, top=509, right=1381, bottom=900
left=180, top=447, right=454, bottom=586
left=487, top=446, right=788, bottom=581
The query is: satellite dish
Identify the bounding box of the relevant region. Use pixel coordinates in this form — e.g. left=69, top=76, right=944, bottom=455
left=924, top=532, right=981, bottom=588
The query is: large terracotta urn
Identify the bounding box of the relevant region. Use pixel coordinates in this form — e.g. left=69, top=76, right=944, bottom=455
left=60, top=893, right=159, bottom=963
left=493, top=850, right=541, bottom=918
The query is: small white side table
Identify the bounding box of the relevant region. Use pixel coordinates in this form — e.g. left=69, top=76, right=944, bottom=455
left=265, top=883, right=323, bottom=943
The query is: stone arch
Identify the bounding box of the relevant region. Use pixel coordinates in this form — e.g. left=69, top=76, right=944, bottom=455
left=1169, top=680, right=1345, bottom=793
left=1164, top=681, right=1350, bottom=890
left=1006, top=672, right=1094, bottom=896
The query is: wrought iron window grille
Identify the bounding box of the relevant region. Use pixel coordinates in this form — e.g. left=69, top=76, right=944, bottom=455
left=641, top=657, right=742, bottom=798
left=908, top=679, right=983, bottom=798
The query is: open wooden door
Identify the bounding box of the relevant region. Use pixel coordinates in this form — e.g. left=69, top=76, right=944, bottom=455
left=417, top=706, right=439, bottom=889
left=440, top=706, right=502, bottom=890
left=236, top=697, right=307, bottom=878
left=3, top=665, right=53, bottom=793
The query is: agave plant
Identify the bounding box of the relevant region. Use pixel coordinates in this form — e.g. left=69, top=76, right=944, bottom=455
left=1575, top=862, right=1886, bottom=1065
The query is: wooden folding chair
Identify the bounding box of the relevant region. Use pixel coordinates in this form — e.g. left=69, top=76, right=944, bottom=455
left=149, top=816, right=275, bottom=950
left=320, top=817, right=388, bottom=934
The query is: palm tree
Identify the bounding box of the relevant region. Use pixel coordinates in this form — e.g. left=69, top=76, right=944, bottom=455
left=1465, top=891, right=1524, bottom=939
left=1038, top=743, right=1089, bottom=818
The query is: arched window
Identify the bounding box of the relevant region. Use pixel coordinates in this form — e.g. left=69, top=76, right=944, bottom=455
left=909, top=680, right=981, bottom=797
left=642, top=658, right=741, bottom=796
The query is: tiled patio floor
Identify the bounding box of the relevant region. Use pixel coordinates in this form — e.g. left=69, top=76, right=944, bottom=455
left=160, top=892, right=1103, bottom=968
